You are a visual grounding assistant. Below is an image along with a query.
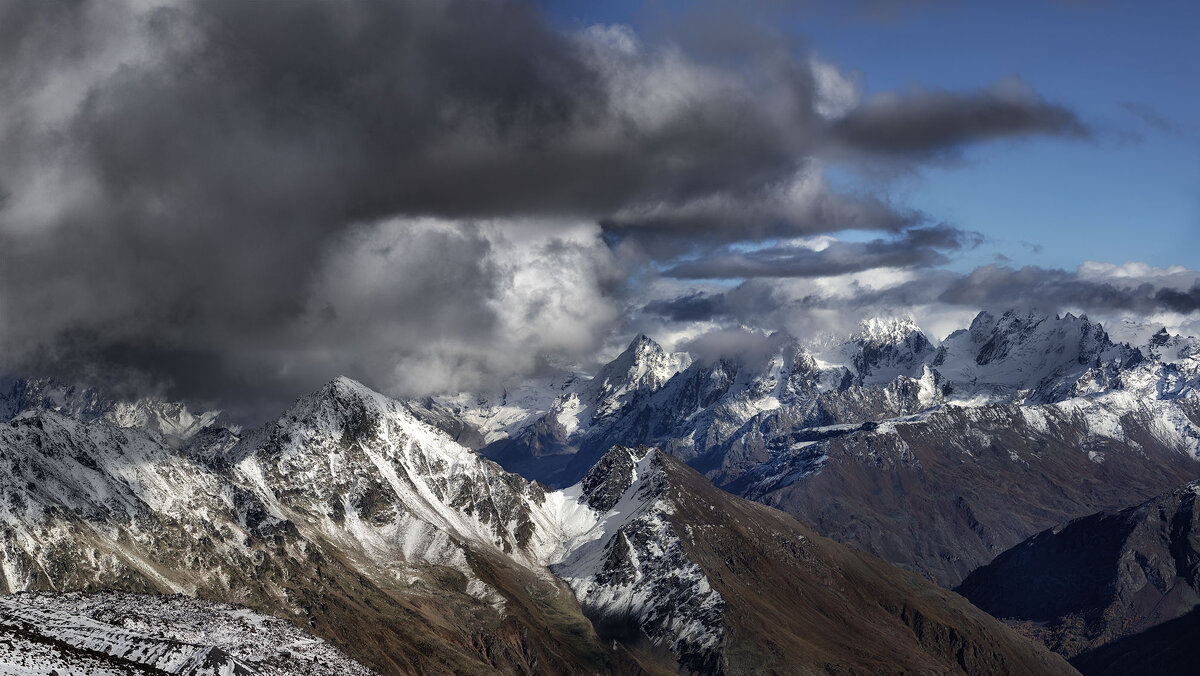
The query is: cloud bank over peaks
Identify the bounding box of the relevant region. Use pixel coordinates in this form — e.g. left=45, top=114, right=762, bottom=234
left=638, top=258, right=1200, bottom=348
left=0, top=0, right=1106, bottom=418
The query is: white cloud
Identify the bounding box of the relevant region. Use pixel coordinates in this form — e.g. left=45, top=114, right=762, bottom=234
left=299, top=217, right=619, bottom=397
left=1077, top=260, right=1198, bottom=286
left=810, top=56, right=861, bottom=119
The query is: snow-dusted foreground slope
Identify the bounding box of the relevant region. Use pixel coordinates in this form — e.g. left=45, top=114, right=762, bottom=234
left=0, top=592, right=371, bottom=675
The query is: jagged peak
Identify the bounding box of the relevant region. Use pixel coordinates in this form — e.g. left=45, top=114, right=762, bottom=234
left=585, top=336, right=690, bottom=423
left=297, top=376, right=391, bottom=410
left=627, top=332, right=659, bottom=352
left=967, top=308, right=1115, bottom=342
left=604, top=334, right=666, bottom=374
left=853, top=317, right=923, bottom=345
left=1149, top=327, right=1174, bottom=346
left=996, top=307, right=1046, bottom=329
left=577, top=445, right=659, bottom=512
left=276, top=376, right=420, bottom=443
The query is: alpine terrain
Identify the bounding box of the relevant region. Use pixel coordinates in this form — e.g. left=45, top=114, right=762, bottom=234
left=417, top=310, right=1200, bottom=586
left=0, top=373, right=1071, bottom=673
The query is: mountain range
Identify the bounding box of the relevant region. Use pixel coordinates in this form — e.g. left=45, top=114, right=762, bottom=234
left=0, top=372, right=1071, bottom=673
left=0, top=308, right=1197, bottom=673
left=419, top=310, right=1200, bottom=586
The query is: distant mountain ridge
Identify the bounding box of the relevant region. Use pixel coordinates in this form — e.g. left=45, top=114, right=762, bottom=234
left=411, top=309, right=1200, bottom=585
left=0, top=376, right=226, bottom=446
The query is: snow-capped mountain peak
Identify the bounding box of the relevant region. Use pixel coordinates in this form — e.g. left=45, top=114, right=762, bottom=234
left=932, top=309, right=1139, bottom=404
left=847, top=316, right=934, bottom=384
left=233, top=376, right=579, bottom=574
left=579, top=335, right=692, bottom=426
left=853, top=317, right=923, bottom=345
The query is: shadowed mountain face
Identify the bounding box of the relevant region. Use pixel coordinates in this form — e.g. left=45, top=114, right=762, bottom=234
left=956, top=481, right=1200, bottom=671
left=745, top=401, right=1200, bottom=586
left=1070, top=608, right=1200, bottom=676
left=0, top=377, right=1073, bottom=674
left=415, top=310, right=1200, bottom=587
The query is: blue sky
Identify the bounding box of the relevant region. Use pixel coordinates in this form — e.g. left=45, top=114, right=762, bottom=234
left=542, top=0, right=1199, bottom=272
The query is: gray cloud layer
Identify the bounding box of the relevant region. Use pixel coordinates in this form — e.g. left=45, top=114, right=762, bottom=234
left=0, top=0, right=1097, bottom=417
left=644, top=266, right=1200, bottom=331
left=663, top=224, right=980, bottom=279
left=832, top=82, right=1089, bottom=159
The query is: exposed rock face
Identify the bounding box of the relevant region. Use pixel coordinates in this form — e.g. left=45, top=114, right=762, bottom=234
left=956, top=481, right=1200, bottom=673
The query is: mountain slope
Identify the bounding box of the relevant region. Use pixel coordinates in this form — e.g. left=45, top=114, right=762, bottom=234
left=0, top=381, right=617, bottom=674
left=0, top=591, right=371, bottom=675
left=554, top=445, right=1077, bottom=674
left=956, top=480, right=1200, bottom=673
left=744, top=394, right=1200, bottom=585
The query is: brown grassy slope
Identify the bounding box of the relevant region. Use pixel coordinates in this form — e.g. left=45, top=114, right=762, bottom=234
left=658, top=452, right=1079, bottom=675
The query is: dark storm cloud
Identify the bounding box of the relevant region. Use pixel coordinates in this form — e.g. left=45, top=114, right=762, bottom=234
left=599, top=181, right=927, bottom=258
left=0, top=0, right=1096, bottom=416
left=663, top=224, right=979, bottom=279
left=641, top=281, right=799, bottom=324
left=832, top=83, right=1089, bottom=158
left=642, top=292, right=730, bottom=323
left=862, top=266, right=1200, bottom=316
left=1155, top=285, right=1200, bottom=313
left=938, top=266, right=1159, bottom=312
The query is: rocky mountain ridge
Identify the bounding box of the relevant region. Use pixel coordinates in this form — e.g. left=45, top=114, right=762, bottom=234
left=0, top=377, right=225, bottom=447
